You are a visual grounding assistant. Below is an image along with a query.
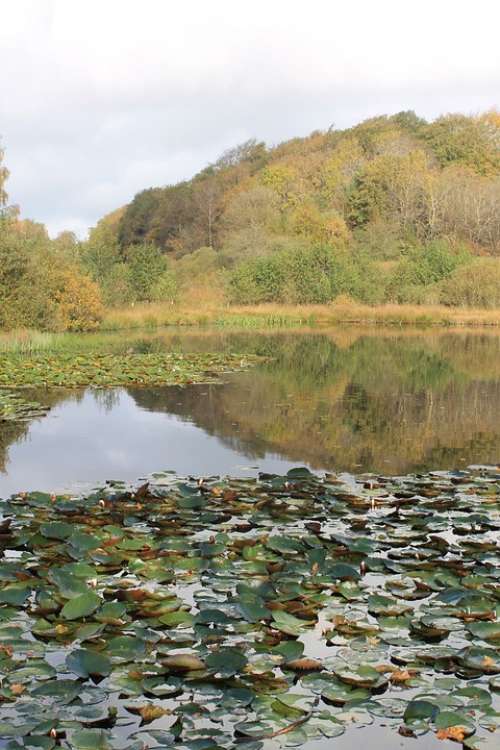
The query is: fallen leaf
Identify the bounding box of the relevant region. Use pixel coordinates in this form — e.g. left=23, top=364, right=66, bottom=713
left=436, top=727, right=468, bottom=742
left=286, top=658, right=322, bottom=671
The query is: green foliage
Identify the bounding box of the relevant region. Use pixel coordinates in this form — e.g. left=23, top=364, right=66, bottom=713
left=100, top=262, right=136, bottom=308
left=126, top=243, right=167, bottom=301
left=422, top=113, right=500, bottom=174
left=440, top=258, right=500, bottom=308
left=228, top=253, right=286, bottom=304
left=151, top=270, right=178, bottom=304
left=228, top=244, right=384, bottom=305
left=80, top=220, right=121, bottom=283
left=117, top=187, right=163, bottom=247
left=389, top=241, right=471, bottom=301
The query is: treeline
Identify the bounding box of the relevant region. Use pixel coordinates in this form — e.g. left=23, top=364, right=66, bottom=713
left=1, top=139, right=102, bottom=331
left=1, top=110, right=500, bottom=331
left=110, top=109, right=500, bottom=309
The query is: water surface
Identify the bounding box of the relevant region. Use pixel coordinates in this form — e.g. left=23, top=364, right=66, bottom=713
left=1, top=327, right=499, bottom=495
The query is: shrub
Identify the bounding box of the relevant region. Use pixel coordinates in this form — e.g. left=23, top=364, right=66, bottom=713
left=227, top=244, right=383, bottom=305
left=151, top=271, right=178, bottom=304
left=51, top=269, right=104, bottom=331
left=440, top=259, right=500, bottom=308
left=228, top=255, right=286, bottom=304
left=126, top=243, right=167, bottom=301
left=101, top=263, right=137, bottom=308
left=388, top=240, right=471, bottom=302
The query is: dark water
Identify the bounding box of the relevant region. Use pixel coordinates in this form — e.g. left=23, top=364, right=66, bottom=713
left=1, top=327, right=499, bottom=496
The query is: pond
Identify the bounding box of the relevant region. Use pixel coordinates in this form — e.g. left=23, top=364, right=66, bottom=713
left=0, top=327, right=499, bottom=750
left=0, top=327, right=499, bottom=496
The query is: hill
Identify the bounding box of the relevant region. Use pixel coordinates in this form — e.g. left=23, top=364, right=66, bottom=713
left=97, top=109, right=500, bottom=308
left=1, top=110, right=500, bottom=332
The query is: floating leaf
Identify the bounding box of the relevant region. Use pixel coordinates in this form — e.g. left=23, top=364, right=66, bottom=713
left=271, top=610, right=313, bottom=636
left=66, top=649, right=112, bottom=678
left=61, top=591, right=101, bottom=620
left=206, top=647, right=247, bottom=677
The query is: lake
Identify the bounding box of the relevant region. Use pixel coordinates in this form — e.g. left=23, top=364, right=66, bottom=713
left=0, top=326, right=499, bottom=750
left=1, top=327, right=499, bottom=496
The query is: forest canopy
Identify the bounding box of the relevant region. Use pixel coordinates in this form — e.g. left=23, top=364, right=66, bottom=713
left=1, top=110, right=500, bottom=330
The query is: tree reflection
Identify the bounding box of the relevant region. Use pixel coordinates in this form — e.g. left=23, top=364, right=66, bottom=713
left=130, top=331, right=500, bottom=474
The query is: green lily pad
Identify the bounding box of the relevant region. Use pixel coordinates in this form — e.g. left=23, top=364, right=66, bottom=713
left=66, top=649, right=112, bottom=678
left=61, top=591, right=101, bottom=620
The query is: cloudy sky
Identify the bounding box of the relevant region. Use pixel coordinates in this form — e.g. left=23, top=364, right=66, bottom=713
left=1, top=0, right=499, bottom=237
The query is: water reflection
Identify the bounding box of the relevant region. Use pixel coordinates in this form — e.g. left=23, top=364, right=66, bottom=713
left=0, top=328, right=499, bottom=495
left=131, top=329, right=500, bottom=474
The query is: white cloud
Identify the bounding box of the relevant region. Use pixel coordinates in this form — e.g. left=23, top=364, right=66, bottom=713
left=1, top=0, right=499, bottom=236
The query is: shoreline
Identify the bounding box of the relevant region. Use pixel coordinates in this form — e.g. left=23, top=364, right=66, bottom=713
left=100, top=301, right=500, bottom=332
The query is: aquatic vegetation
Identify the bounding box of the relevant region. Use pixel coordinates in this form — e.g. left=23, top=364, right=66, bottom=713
left=0, top=466, right=498, bottom=748
left=0, top=390, right=49, bottom=423
left=0, top=352, right=260, bottom=388
left=0, top=330, right=57, bottom=355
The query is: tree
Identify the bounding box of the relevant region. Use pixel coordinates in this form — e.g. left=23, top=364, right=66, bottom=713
left=193, top=175, right=222, bottom=248
left=81, top=220, right=122, bottom=282
left=440, top=259, right=500, bottom=307
left=126, top=243, right=167, bottom=301
left=117, top=188, right=163, bottom=247
left=214, top=139, right=268, bottom=171
left=422, top=114, right=500, bottom=175
left=50, top=268, right=104, bottom=331
left=151, top=270, right=178, bottom=304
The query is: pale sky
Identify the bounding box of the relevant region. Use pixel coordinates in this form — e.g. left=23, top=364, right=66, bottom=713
left=1, top=0, right=499, bottom=237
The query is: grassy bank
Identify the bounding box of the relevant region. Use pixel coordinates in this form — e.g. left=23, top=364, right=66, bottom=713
left=1, top=303, right=499, bottom=357
left=100, top=301, right=500, bottom=331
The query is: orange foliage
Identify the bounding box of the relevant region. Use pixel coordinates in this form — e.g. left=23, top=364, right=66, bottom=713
left=52, top=269, right=104, bottom=331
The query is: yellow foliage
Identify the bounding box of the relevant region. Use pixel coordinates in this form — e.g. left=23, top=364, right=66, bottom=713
left=317, top=137, right=365, bottom=202
left=260, top=164, right=299, bottom=206
left=52, top=269, right=104, bottom=331
left=290, top=203, right=349, bottom=244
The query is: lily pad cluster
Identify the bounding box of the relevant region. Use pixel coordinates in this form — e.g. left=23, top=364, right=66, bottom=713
left=0, top=352, right=260, bottom=388
left=0, top=465, right=498, bottom=749
left=0, top=390, right=49, bottom=424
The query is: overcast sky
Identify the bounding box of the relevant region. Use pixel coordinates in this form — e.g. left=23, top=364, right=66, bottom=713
left=1, top=0, right=499, bottom=237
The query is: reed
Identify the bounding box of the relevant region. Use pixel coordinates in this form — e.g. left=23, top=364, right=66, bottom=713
left=0, top=329, right=57, bottom=353
left=101, top=301, right=500, bottom=331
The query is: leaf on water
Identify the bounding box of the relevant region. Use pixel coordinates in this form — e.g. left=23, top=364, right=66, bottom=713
left=161, top=654, right=206, bottom=672
left=66, top=649, right=112, bottom=678
left=206, top=647, right=247, bottom=677
left=61, top=591, right=101, bottom=620
left=271, top=610, right=314, bottom=636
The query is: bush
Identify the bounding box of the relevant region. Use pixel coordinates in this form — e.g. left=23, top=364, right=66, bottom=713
left=0, top=223, right=103, bottom=331
left=49, top=269, right=104, bottom=331
left=101, top=263, right=137, bottom=308
left=126, top=243, right=167, bottom=301
left=151, top=270, right=178, bottom=304
left=227, top=244, right=383, bottom=305
left=228, top=255, right=286, bottom=304
left=388, top=240, right=471, bottom=302
left=440, top=259, right=500, bottom=308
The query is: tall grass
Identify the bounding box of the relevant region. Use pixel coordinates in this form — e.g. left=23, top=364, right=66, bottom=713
left=2, top=302, right=500, bottom=355
left=0, top=329, right=57, bottom=354
left=102, top=301, right=500, bottom=330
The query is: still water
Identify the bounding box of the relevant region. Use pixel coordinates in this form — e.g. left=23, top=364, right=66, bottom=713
left=1, top=327, right=499, bottom=496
